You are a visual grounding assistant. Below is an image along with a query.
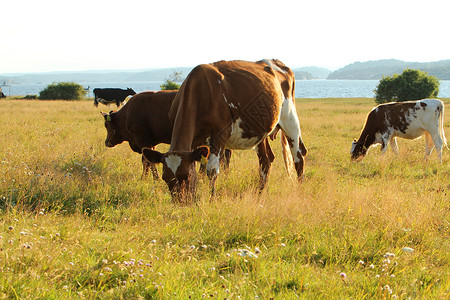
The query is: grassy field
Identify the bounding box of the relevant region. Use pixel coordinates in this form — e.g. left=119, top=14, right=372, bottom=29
left=0, top=98, right=448, bottom=299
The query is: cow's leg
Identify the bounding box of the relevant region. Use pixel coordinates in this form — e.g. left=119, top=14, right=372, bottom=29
left=390, top=137, right=399, bottom=155
left=426, top=129, right=444, bottom=162
left=424, top=132, right=435, bottom=160
left=380, top=133, right=392, bottom=157
left=256, top=139, right=275, bottom=190
left=278, top=99, right=307, bottom=180
left=142, top=155, right=159, bottom=180
left=206, top=146, right=222, bottom=196
left=221, top=149, right=232, bottom=171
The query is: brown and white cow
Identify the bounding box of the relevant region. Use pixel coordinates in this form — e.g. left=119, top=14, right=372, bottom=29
left=351, top=99, right=447, bottom=161
left=143, top=59, right=307, bottom=200
left=101, top=90, right=232, bottom=179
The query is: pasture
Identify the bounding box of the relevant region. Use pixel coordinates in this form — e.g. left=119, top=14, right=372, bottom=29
left=0, top=98, right=448, bottom=299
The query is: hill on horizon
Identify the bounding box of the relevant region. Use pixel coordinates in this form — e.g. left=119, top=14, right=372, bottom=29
left=327, top=59, right=450, bottom=80
left=2, top=60, right=449, bottom=84
left=0, top=68, right=194, bottom=85
left=0, top=66, right=333, bottom=85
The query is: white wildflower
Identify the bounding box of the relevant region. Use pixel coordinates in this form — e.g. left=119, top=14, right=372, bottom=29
left=402, top=247, right=414, bottom=253
left=238, top=249, right=258, bottom=258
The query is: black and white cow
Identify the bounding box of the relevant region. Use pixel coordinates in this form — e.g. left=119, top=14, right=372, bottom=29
left=351, top=99, right=447, bottom=162
left=93, top=88, right=136, bottom=107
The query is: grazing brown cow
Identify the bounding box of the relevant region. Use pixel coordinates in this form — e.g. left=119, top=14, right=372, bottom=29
left=101, top=91, right=232, bottom=179
left=143, top=59, right=307, bottom=201
left=101, top=91, right=176, bottom=179
left=351, top=99, right=447, bottom=162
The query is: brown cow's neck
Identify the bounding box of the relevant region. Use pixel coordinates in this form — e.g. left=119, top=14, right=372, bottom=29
left=357, top=110, right=378, bottom=147
left=169, top=97, right=198, bottom=152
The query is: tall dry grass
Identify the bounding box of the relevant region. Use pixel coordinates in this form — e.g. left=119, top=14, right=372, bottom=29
left=0, top=98, right=448, bottom=299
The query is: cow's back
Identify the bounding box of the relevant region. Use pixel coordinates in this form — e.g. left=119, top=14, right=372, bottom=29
left=168, top=60, right=284, bottom=151
left=121, top=91, right=176, bottom=146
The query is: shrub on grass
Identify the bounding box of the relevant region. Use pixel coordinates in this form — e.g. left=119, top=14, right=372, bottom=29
left=39, top=82, right=87, bottom=100
left=374, top=69, right=439, bottom=104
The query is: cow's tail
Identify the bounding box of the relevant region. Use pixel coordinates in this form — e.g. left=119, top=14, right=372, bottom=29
left=280, top=131, right=296, bottom=181
left=439, top=101, right=449, bottom=150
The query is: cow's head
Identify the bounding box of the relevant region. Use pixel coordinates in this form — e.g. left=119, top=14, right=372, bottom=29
left=101, top=111, right=123, bottom=147
left=350, top=139, right=368, bottom=161
left=127, top=88, right=136, bottom=95
left=142, top=147, right=210, bottom=201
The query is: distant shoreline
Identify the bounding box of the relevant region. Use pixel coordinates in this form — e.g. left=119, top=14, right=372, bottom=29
left=2, top=79, right=450, bottom=99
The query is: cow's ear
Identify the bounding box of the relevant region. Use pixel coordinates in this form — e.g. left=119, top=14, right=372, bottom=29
left=101, top=111, right=111, bottom=122
left=191, top=146, right=210, bottom=162
left=142, top=148, right=164, bottom=164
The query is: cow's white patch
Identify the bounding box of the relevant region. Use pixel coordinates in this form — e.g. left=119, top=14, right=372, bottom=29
left=223, top=94, right=237, bottom=109
left=350, top=141, right=357, bottom=154
left=278, top=97, right=303, bottom=162
left=207, top=153, right=220, bottom=175
left=263, top=59, right=286, bottom=74
left=260, top=168, right=266, bottom=182
left=165, top=154, right=182, bottom=174
left=225, top=119, right=262, bottom=149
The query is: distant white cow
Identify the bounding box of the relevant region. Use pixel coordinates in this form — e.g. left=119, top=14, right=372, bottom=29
left=351, top=99, right=447, bottom=162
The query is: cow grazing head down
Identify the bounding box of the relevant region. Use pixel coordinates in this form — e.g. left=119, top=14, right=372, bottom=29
left=351, top=99, right=447, bottom=162
left=351, top=139, right=368, bottom=161
left=101, top=111, right=124, bottom=147
left=143, top=147, right=210, bottom=201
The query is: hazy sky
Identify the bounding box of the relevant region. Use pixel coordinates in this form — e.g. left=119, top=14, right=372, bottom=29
left=2, top=0, right=448, bottom=74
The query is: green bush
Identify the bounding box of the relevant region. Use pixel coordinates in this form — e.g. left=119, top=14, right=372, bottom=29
left=160, top=71, right=183, bottom=90
left=374, top=69, right=439, bottom=104
left=39, top=82, right=87, bottom=100
left=160, top=80, right=180, bottom=90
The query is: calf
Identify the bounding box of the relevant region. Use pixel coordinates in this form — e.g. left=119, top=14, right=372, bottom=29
left=351, top=99, right=447, bottom=161
left=94, top=88, right=136, bottom=107
left=101, top=91, right=176, bottom=179
left=101, top=91, right=232, bottom=179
